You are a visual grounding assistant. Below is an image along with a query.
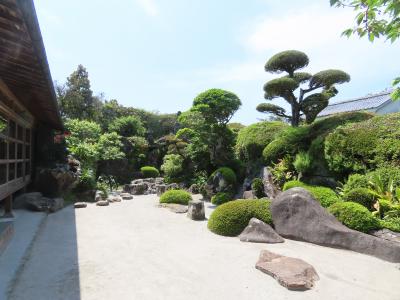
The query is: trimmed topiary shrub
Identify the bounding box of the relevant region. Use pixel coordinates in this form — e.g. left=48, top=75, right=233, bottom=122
left=293, top=151, right=312, bottom=175
left=342, top=187, right=376, bottom=210
left=211, top=167, right=237, bottom=185
left=211, top=192, right=233, bottom=206
left=251, top=178, right=265, bottom=198
left=328, top=202, right=381, bottom=233
left=325, top=113, right=400, bottom=175
left=283, top=180, right=340, bottom=208
left=141, top=166, right=160, bottom=178
left=235, top=121, right=287, bottom=162
left=380, top=218, right=400, bottom=232
left=342, top=173, right=369, bottom=193
left=159, top=189, right=192, bottom=205
left=208, top=199, right=272, bottom=236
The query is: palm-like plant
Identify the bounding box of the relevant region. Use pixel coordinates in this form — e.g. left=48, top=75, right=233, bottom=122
left=368, top=174, right=400, bottom=218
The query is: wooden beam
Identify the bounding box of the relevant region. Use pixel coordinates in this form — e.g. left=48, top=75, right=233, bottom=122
left=0, top=78, right=33, bottom=120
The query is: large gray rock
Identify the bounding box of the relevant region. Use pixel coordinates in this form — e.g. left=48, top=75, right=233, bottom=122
left=239, top=218, right=284, bottom=243
left=48, top=197, right=64, bottom=213
left=261, top=167, right=280, bottom=200
left=34, top=165, right=79, bottom=197
left=158, top=204, right=188, bottom=214
left=256, top=250, right=319, bottom=291
left=131, top=183, right=148, bottom=195
left=14, top=192, right=43, bottom=209
left=187, top=200, right=205, bottom=220
left=271, top=188, right=400, bottom=263
left=74, top=202, right=87, bottom=209
left=156, top=185, right=167, bottom=196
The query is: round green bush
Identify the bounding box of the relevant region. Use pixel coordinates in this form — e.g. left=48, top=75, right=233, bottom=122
left=342, top=188, right=376, bottom=210
left=210, top=167, right=237, bottom=185
left=325, top=113, right=400, bottom=175
left=342, top=173, right=369, bottom=194
left=159, top=189, right=192, bottom=205
left=328, top=202, right=380, bottom=233
left=140, top=166, right=160, bottom=178
left=283, top=180, right=340, bottom=208
left=251, top=178, right=265, bottom=198
left=208, top=199, right=272, bottom=236
left=235, top=121, right=287, bottom=162
left=211, top=192, right=233, bottom=206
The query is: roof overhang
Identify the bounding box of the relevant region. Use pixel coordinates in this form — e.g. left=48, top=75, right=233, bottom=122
left=0, top=0, right=62, bottom=129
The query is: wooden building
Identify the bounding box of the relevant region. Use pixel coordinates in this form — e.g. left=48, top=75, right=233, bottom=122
left=0, top=0, right=62, bottom=216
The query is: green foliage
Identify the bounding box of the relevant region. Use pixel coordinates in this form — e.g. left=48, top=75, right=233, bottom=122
left=211, top=192, right=233, bottom=206
left=109, top=115, right=146, bottom=137
left=251, top=178, right=265, bottom=198
left=342, top=173, right=369, bottom=194
left=368, top=166, right=400, bottom=189
left=270, top=157, right=295, bottom=188
left=342, top=188, right=376, bottom=210
left=260, top=50, right=350, bottom=126
left=97, top=175, right=118, bottom=191
left=207, top=199, right=272, bottom=236
left=159, top=189, right=192, bottom=205
left=97, top=132, right=125, bottom=161
left=283, top=180, right=340, bottom=207
left=235, top=121, right=287, bottom=162
left=74, top=168, right=96, bottom=193
left=65, top=119, right=101, bottom=144
left=192, top=89, right=242, bottom=125
left=265, top=50, right=309, bottom=74
left=211, top=167, right=237, bottom=186
left=56, top=65, right=102, bottom=121
left=293, top=152, right=312, bottom=175
left=262, top=126, right=309, bottom=165
left=380, top=218, right=400, bottom=232
left=161, top=154, right=184, bottom=183
left=325, top=113, right=400, bottom=175
left=140, top=166, right=160, bottom=178
left=328, top=202, right=381, bottom=233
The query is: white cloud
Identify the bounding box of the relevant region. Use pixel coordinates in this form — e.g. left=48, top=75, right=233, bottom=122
left=136, top=0, right=159, bottom=17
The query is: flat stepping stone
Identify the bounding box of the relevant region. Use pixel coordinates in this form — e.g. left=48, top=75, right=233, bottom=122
left=96, top=200, right=109, bottom=206
left=107, top=196, right=122, bottom=203
left=74, top=202, right=87, bottom=209
left=255, top=250, right=319, bottom=291
left=239, top=218, right=284, bottom=243
left=120, top=193, right=133, bottom=200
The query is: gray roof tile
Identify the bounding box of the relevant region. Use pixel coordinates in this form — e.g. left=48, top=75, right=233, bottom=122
left=318, top=90, right=392, bottom=117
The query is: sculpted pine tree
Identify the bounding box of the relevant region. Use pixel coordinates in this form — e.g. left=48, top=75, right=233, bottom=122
left=257, top=50, right=350, bottom=126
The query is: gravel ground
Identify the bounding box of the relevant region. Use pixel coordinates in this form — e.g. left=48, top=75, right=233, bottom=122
left=9, top=194, right=400, bottom=300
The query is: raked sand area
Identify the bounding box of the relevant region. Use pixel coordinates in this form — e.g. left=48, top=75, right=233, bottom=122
left=8, top=195, right=400, bottom=300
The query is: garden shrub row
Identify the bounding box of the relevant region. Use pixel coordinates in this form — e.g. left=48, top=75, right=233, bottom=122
left=282, top=180, right=340, bottom=207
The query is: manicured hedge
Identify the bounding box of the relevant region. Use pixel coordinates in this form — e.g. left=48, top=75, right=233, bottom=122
left=342, top=188, right=376, bottom=210
left=210, top=167, right=237, bottom=185
left=159, top=189, right=192, bottom=205
left=325, top=113, right=400, bottom=175
left=328, top=202, right=381, bottom=233
left=208, top=199, right=272, bottom=236
left=141, top=166, right=160, bottom=178
left=380, top=218, right=400, bottom=232
left=251, top=178, right=265, bottom=198
left=211, top=192, right=232, bottom=206
left=235, top=121, right=287, bottom=162
left=283, top=180, right=340, bottom=208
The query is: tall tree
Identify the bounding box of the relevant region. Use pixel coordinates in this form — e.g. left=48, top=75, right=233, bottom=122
left=57, top=65, right=102, bottom=121
left=257, top=50, right=350, bottom=126
left=330, top=0, right=400, bottom=99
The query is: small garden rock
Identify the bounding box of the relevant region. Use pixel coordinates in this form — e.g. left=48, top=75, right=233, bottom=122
left=255, top=250, right=319, bottom=291
left=121, top=193, right=133, bottom=200
left=158, top=203, right=188, bottom=214
left=74, top=202, right=87, bottom=209
left=242, top=190, right=255, bottom=199
left=96, top=200, right=109, bottom=206
left=239, top=218, right=284, bottom=243
left=187, top=200, right=205, bottom=220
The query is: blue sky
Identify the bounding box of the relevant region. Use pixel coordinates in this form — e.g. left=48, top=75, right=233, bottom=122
left=35, top=0, right=400, bottom=124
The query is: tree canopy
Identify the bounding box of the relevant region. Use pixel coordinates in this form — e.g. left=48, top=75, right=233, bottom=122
left=258, top=50, right=350, bottom=126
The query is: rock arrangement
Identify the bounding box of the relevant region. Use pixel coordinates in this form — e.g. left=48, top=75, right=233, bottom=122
left=123, top=178, right=179, bottom=196
left=271, top=188, right=400, bottom=263
left=239, top=218, right=284, bottom=243
left=255, top=250, right=319, bottom=291
left=14, top=192, right=64, bottom=213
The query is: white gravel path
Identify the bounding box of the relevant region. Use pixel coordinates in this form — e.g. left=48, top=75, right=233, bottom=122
left=9, top=194, right=400, bottom=300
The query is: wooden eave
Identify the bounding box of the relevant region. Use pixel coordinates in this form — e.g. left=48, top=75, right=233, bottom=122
left=0, top=0, right=62, bottom=130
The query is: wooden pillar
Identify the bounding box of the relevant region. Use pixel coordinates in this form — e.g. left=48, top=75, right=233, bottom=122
left=3, top=195, right=13, bottom=218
